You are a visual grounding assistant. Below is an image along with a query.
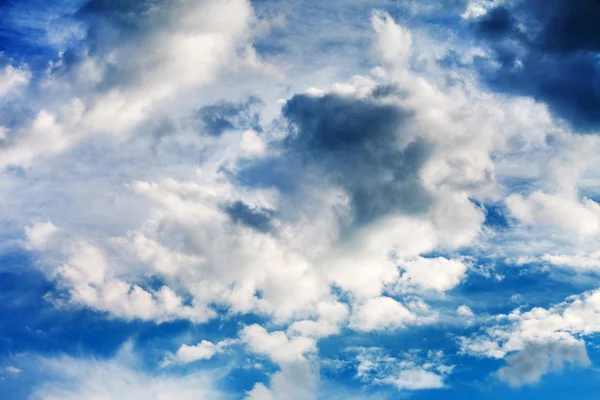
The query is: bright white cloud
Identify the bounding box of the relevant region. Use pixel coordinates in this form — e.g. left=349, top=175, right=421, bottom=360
left=163, top=339, right=238, bottom=366
left=507, top=191, right=600, bottom=237
left=541, top=252, right=600, bottom=270
left=241, top=324, right=316, bottom=365
left=397, top=256, right=469, bottom=292
left=349, top=297, right=417, bottom=332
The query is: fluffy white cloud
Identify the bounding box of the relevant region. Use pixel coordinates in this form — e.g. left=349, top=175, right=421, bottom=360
left=460, top=288, right=600, bottom=385
left=287, top=299, right=349, bottom=338
left=0, top=0, right=273, bottom=169
left=241, top=324, right=316, bottom=365
left=51, top=241, right=210, bottom=322
left=541, top=252, right=600, bottom=270
left=382, top=368, right=444, bottom=390
left=397, top=256, right=469, bottom=292
left=165, top=339, right=238, bottom=366
left=25, top=221, right=58, bottom=251
left=245, top=361, right=317, bottom=400
left=349, top=296, right=435, bottom=332
left=507, top=191, right=600, bottom=237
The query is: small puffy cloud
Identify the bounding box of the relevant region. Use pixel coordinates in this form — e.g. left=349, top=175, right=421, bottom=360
left=4, top=366, right=22, bottom=374
left=287, top=299, right=349, bottom=338
left=0, top=65, right=30, bottom=98
left=55, top=242, right=210, bottom=323
left=349, top=296, right=416, bottom=332
left=245, top=361, right=316, bottom=400
left=506, top=191, right=600, bottom=236
left=457, top=305, right=475, bottom=319
left=397, top=256, right=469, bottom=292
left=240, top=324, right=316, bottom=365
left=25, top=221, right=58, bottom=251
left=382, top=368, right=444, bottom=390
left=164, top=339, right=238, bottom=366
left=541, top=252, right=600, bottom=270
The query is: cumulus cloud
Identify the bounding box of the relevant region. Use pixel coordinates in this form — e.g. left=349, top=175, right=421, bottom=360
left=506, top=191, right=600, bottom=237
left=164, top=339, right=238, bottom=366
left=349, top=296, right=437, bottom=332
left=8, top=3, right=600, bottom=396
left=470, top=0, right=600, bottom=130
left=0, top=0, right=272, bottom=169
left=460, top=288, right=600, bottom=385
left=396, top=256, right=469, bottom=292
left=241, top=324, right=316, bottom=365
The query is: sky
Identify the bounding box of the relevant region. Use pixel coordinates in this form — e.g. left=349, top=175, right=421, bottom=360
left=1, top=0, right=600, bottom=398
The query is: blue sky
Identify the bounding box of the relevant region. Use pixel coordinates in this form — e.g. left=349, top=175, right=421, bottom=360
left=1, top=0, right=600, bottom=398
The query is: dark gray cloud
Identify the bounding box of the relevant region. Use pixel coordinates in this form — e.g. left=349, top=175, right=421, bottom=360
left=471, top=0, right=600, bottom=131
left=235, top=87, right=433, bottom=227
left=197, top=97, right=263, bottom=137
left=224, top=201, right=275, bottom=233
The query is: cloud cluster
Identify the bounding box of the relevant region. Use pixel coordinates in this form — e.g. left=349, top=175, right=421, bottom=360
left=460, top=288, right=600, bottom=386
left=467, top=0, right=600, bottom=130
left=6, top=0, right=600, bottom=397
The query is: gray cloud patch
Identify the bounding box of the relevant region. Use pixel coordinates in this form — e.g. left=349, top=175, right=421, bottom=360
left=197, top=97, right=263, bottom=136
left=224, top=201, right=275, bottom=233
left=281, top=91, right=432, bottom=223
left=497, top=340, right=590, bottom=387
left=472, top=0, right=600, bottom=131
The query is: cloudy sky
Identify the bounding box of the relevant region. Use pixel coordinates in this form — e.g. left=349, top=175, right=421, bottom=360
left=1, top=0, right=600, bottom=398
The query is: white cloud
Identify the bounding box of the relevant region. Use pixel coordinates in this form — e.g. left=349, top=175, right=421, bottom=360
left=506, top=191, right=600, bottom=237
left=349, top=297, right=417, bottom=332
left=541, top=252, right=600, bottom=270
left=382, top=368, right=444, bottom=390
left=246, top=361, right=317, bottom=400
left=29, top=347, right=226, bottom=400
left=4, top=366, right=22, bottom=374
left=371, top=10, right=412, bottom=69
left=355, top=347, right=452, bottom=391
left=457, top=305, right=475, bottom=319
left=241, top=324, right=316, bottom=365
left=397, top=256, right=469, bottom=292
left=287, top=299, right=349, bottom=338
left=25, top=221, right=58, bottom=251
left=53, top=241, right=211, bottom=323
left=164, top=338, right=238, bottom=366
left=0, top=0, right=273, bottom=169
left=0, top=65, right=30, bottom=98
